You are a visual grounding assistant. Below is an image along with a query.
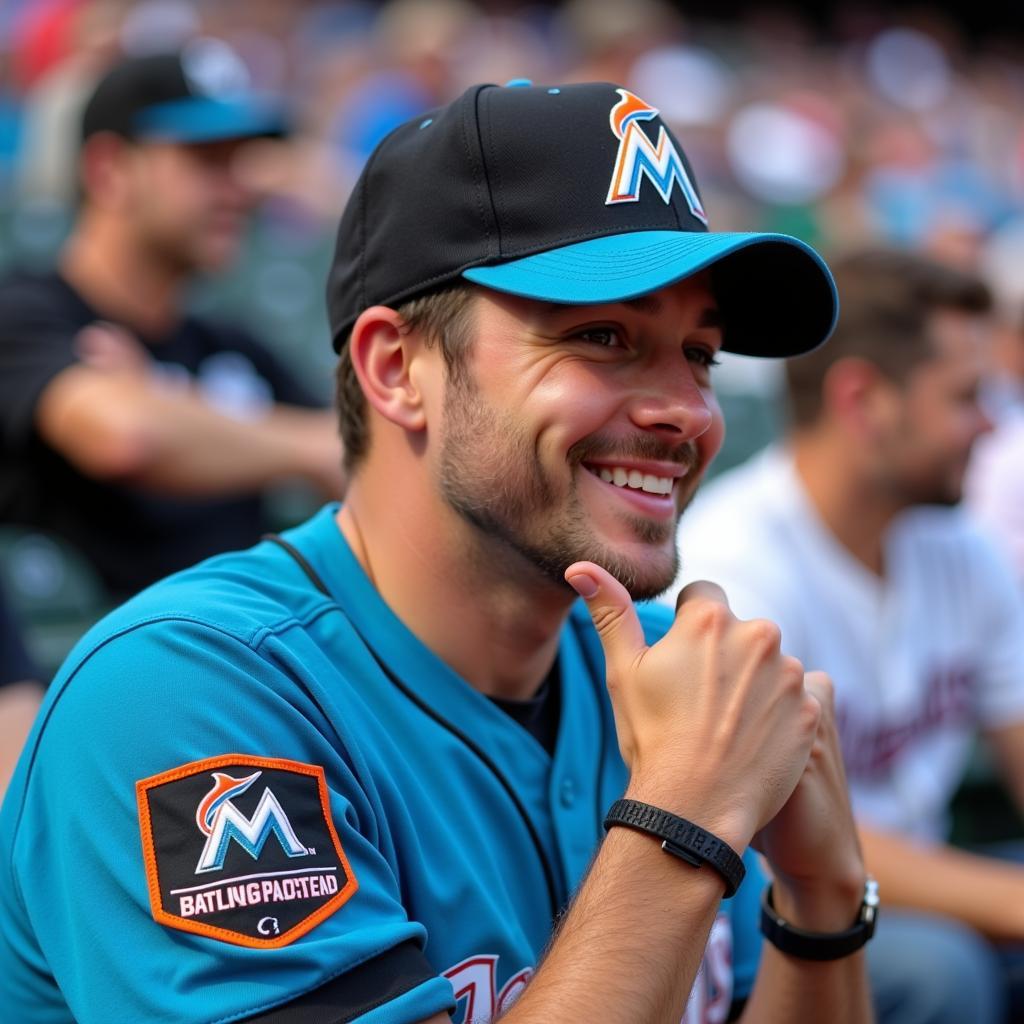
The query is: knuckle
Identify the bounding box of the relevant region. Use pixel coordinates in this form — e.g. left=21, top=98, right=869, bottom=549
left=802, top=690, right=824, bottom=730
left=808, top=669, right=835, bottom=703
left=780, top=655, right=806, bottom=690
left=746, top=618, right=783, bottom=653
left=688, top=597, right=731, bottom=633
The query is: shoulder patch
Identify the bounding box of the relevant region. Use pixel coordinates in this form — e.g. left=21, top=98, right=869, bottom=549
left=136, top=754, right=357, bottom=948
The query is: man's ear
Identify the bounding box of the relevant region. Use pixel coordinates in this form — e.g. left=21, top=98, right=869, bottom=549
left=79, top=132, right=133, bottom=210
left=349, top=306, right=428, bottom=432
left=822, top=356, right=899, bottom=439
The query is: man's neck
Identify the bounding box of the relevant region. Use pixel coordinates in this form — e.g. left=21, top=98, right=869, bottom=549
left=790, top=431, right=900, bottom=577
left=337, top=477, right=572, bottom=703
left=60, top=215, right=185, bottom=337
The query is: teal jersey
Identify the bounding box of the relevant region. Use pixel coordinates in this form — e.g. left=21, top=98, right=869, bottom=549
left=0, top=505, right=763, bottom=1023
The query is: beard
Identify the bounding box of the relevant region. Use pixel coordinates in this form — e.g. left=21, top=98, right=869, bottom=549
left=437, top=374, right=699, bottom=600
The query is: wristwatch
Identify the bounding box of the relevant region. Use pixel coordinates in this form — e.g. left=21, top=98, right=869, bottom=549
left=760, top=876, right=879, bottom=961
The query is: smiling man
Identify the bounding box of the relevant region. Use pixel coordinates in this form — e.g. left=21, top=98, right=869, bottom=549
left=0, top=82, right=872, bottom=1024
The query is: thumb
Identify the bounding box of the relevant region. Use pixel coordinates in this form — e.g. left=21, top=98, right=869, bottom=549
left=565, top=561, right=647, bottom=674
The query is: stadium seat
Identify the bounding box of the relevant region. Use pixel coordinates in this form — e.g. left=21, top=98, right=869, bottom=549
left=0, top=527, right=111, bottom=681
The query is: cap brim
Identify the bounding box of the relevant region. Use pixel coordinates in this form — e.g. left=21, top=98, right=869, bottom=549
left=133, top=97, right=287, bottom=144
left=462, top=230, right=838, bottom=358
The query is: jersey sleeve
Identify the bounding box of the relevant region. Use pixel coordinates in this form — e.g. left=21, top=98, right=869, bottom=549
left=0, top=277, right=82, bottom=448
left=965, top=529, right=1024, bottom=727
left=5, top=619, right=455, bottom=1024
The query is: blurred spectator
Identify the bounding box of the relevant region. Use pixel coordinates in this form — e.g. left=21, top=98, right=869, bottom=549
left=558, top=0, right=680, bottom=85
left=964, top=221, right=1024, bottom=586
left=0, top=581, right=42, bottom=803
left=13, top=0, right=130, bottom=206
left=665, top=250, right=1024, bottom=1024
left=0, top=45, right=344, bottom=599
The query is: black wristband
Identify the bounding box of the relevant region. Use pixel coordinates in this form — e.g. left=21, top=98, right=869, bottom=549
left=760, top=879, right=879, bottom=961
left=603, top=798, right=746, bottom=898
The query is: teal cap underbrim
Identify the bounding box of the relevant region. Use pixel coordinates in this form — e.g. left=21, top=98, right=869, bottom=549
left=462, top=230, right=838, bottom=358
left=133, top=97, right=287, bottom=144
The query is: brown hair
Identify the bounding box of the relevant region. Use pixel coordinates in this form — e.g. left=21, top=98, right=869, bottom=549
left=335, top=284, right=477, bottom=471
left=785, top=249, right=991, bottom=428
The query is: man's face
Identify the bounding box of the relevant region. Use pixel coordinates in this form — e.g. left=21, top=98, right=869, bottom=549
left=435, top=273, right=725, bottom=599
left=122, top=139, right=254, bottom=272
left=874, top=308, right=993, bottom=507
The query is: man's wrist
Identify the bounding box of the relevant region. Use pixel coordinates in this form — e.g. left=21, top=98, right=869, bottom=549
left=604, top=799, right=747, bottom=898
left=623, top=779, right=755, bottom=854
left=769, top=869, right=868, bottom=933
left=761, top=878, right=879, bottom=961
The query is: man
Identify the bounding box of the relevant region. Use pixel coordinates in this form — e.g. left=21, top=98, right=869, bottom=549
left=667, top=249, right=1024, bottom=1024
left=0, top=82, right=873, bottom=1024
left=965, top=232, right=1024, bottom=586
left=0, top=43, right=344, bottom=599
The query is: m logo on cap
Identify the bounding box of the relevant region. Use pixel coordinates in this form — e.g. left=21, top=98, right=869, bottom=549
left=605, top=89, right=708, bottom=224
left=195, top=770, right=309, bottom=873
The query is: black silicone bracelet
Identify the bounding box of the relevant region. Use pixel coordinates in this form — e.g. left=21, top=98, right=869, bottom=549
left=603, top=798, right=746, bottom=898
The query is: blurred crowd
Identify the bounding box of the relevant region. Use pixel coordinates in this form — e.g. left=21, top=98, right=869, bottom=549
left=1, top=0, right=1024, bottom=383
left=2, top=4, right=1024, bottom=1021
left=0, top=2, right=1021, bottom=755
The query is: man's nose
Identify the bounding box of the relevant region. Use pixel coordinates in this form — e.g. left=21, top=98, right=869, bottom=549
left=627, top=364, right=714, bottom=440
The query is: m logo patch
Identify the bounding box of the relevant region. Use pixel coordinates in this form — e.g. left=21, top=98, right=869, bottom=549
left=137, top=754, right=357, bottom=947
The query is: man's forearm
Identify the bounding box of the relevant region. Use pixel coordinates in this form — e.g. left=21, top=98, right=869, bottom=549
left=861, top=824, right=1024, bottom=940
left=123, top=394, right=344, bottom=497
left=38, top=366, right=345, bottom=498
left=499, top=825, right=727, bottom=1023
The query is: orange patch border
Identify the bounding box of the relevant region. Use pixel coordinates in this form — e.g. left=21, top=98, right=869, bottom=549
left=136, top=753, right=358, bottom=949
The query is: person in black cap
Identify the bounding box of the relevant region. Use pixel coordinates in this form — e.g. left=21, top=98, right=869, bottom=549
left=0, top=81, right=871, bottom=1024
left=0, top=41, right=344, bottom=599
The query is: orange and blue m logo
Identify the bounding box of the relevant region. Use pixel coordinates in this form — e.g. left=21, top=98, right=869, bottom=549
left=605, top=88, right=707, bottom=223
left=194, top=770, right=309, bottom=874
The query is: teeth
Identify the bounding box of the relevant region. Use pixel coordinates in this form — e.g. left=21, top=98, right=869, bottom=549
left=591, top=466, right=673, bottom=495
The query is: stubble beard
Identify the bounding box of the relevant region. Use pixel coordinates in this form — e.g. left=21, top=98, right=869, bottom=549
left=437, top=377, right=696, bottom=600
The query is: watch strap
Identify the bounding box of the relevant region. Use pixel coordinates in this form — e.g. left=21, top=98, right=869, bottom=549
left=603, top=798, right=746, bottom=898
left=760, top=879, right=879, bottom=961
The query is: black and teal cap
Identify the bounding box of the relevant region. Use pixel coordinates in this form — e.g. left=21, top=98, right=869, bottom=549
left=327, top=80, right=838, bottom=358
left=81, top=40, right=286, bottom=146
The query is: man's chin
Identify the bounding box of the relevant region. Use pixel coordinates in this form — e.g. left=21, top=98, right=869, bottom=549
left=586, top=543, right=679, bottom=602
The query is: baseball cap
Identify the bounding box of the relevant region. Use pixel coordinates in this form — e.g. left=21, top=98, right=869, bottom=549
left=327, top=81, right=838, bottom=358
left=81, top=39, right=286, bottom=145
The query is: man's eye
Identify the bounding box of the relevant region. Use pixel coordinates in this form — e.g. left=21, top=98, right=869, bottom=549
left=576, top=327, right=623, bottom=347
left=686, top=347, right=721, bottom=369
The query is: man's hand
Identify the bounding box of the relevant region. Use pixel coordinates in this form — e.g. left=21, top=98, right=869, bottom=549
left=753, top=671, right=867, bottom=930
left=73, top=322, right=153, bottom=376
left=565, top=561, right=820, bottom=854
